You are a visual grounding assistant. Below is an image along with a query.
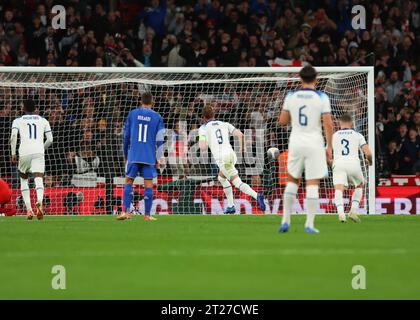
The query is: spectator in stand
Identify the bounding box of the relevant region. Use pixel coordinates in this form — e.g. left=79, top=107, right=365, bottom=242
left=0, top=0, right=418, bottom=180
left=399, top=128, right=420, bottom=174
left=395, top=123, right=409, bottom=150
left=384, top=140, right=400, bottom=174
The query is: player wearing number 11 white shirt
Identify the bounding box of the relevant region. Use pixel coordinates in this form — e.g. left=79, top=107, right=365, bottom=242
left=10, top=99, right=53, bottom=220
left=198, top=105, right=266, bottom=214
left=332, top=113, right=372, bottom=223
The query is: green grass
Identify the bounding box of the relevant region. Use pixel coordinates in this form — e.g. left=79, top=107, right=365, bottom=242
left=0, top=214, right=419, bottom=299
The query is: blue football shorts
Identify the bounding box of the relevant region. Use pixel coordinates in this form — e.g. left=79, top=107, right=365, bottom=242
left=125, top=162, right=157, bottom=179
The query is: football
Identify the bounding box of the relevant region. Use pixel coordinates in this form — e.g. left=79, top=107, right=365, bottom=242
left=267, top=147, right=280, bottom=160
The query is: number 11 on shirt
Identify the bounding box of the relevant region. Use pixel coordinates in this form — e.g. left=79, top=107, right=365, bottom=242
left=138, top=123, right=148, bottom=142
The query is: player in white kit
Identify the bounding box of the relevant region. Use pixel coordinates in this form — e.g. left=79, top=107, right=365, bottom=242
left=332, top=113, right=372, bottom=223
left=10, top=99, right=53, bottom=220
left=278, top=65, right=334, bottom=233
left=199, top=105, right=266, bottom=214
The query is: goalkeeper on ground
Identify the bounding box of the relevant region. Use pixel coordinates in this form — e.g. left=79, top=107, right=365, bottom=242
left=118, top=92, right=165, bottom=221
left=198, top=105, right=266, bottom=214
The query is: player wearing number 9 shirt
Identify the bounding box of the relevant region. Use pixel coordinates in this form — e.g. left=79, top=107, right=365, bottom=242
left=198, top=105, right=266, bottom=214
left=118, top=92, right=165, bottom=221
left=278, top=65, right=334, bottom=234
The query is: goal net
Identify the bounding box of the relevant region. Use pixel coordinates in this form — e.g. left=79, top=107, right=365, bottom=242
left=0, top=67, right=374, bottom=216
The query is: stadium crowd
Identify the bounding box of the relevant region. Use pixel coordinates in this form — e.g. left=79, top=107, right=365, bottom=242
left=0, top=0, right=419, bottom=177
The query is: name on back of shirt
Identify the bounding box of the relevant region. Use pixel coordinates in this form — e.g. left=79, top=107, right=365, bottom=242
left=137, top=115, right=151, bottom=121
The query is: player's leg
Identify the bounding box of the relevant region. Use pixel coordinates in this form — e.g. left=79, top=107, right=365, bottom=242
left=18, top=156, right=33, bottom=219
left=305, top=179, right=320, bottom=233
left=279, top=152, right=303, bottom=233
left=218, top=171, right=235, bottom=214
left=332, top=164, right=348, bottom=222
left=19, top=172, right=33, bottom=219
left=141, top=164, right=158, bottom=221
left=230, top=174, right=265, bottom=211
left=303, top=149, right=328, bottom=233
left=348, top=167, right=364, bottom=222
left=279, top=173, right=300, bottom=233
left=31, top=154, right=46, bottom=220
left=33, top=173, right=45, bottom=220
left=334, top=184, right=346, bottom=222
left=118, top=163, right=137, bottom=220
left=222, top=151, right=266, bottom=212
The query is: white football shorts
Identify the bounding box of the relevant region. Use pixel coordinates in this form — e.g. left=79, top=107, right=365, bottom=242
left=216, top=150, right=238, bottom=180
left=333, top=161, right=364, bottom=187
left=287, top=145, right=328, bottom=180
left=18, top=153, right=45, bottom=174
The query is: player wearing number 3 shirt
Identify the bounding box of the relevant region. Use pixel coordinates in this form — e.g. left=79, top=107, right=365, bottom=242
left=332, top=113, right=372, bottom=223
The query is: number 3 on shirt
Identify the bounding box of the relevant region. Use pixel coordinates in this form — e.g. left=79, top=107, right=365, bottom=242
left=341, top=139, right=350, bottom=155
left=138, top=123, right=148, bottom=142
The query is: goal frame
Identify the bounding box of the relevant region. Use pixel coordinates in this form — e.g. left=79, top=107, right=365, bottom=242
left=0, top=66, right=375, bottom=214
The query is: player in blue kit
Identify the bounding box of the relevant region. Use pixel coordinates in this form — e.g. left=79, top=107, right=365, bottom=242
left=117, top=92, right=165, bottom=221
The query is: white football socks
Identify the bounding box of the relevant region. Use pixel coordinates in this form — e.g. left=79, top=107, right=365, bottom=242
left=34, top=177, right=44, bottom=205
left=282, top=182, right=298, bottom=225
left=306, top=185, right=319, bottom=229
left=334, top=189, right=344, bottom=215
left=20, top=178, right=32, bottom=211
left=232, top=177, right=257, bottom=200
left=218, top=175, right=234, bottom=207
left=351, top=187, right=363, bottom=212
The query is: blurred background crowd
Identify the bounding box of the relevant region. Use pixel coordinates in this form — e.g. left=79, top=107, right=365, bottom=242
left=0, top=0, right=419, bottom=178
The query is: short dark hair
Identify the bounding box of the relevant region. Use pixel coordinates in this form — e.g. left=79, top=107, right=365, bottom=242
left=299, top=65, right=317, bottom=84
left=339, top=113, right=353, bottom=123
left=141, top=92, right=153, bottom=105
left=22, top=99, right=36, bottom=113
left=202, top=105, right=215, bottom=120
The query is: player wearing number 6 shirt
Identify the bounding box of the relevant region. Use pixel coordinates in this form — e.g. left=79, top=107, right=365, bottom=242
left=118, top=92, right=165, bottom=221
left=198, top=105, right=266, bottom=214
left=332, top=113, right=372, bottom=223
left=278, top=65, right=334, bottom=234
left=10, top=99, right=53, bottom=220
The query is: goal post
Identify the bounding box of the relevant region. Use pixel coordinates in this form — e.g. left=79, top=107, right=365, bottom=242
left=0, top=66, right=375, bottom=215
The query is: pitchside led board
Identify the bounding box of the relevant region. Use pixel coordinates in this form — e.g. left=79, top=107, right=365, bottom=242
left=0, top=66, right=381, bottom=215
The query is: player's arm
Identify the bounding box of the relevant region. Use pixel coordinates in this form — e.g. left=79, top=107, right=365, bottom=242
left=123, top=114, right=131, bottom=162
left=198, top=126, right=208, bottom=151
left=322, top=113, right=333, bottom=161
left=321, top=93, right=333, bottom=161
left=229, top=123, right=245, bottom=153
left=360, top=134, right=373, bottom=166
left=44, top=120, right=53, bottom=150
left=10, top=120, right=18, bottom=165
left=232, top=128, right=245, bottom=153
left=278, top=93, right=291, bottom=126
left=362, top=145, right=373, bottom=166
left=278, top=111, right=291, bottom=126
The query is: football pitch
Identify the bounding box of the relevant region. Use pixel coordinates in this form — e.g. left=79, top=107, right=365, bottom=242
left=0, top=214, right=419, bottom=300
